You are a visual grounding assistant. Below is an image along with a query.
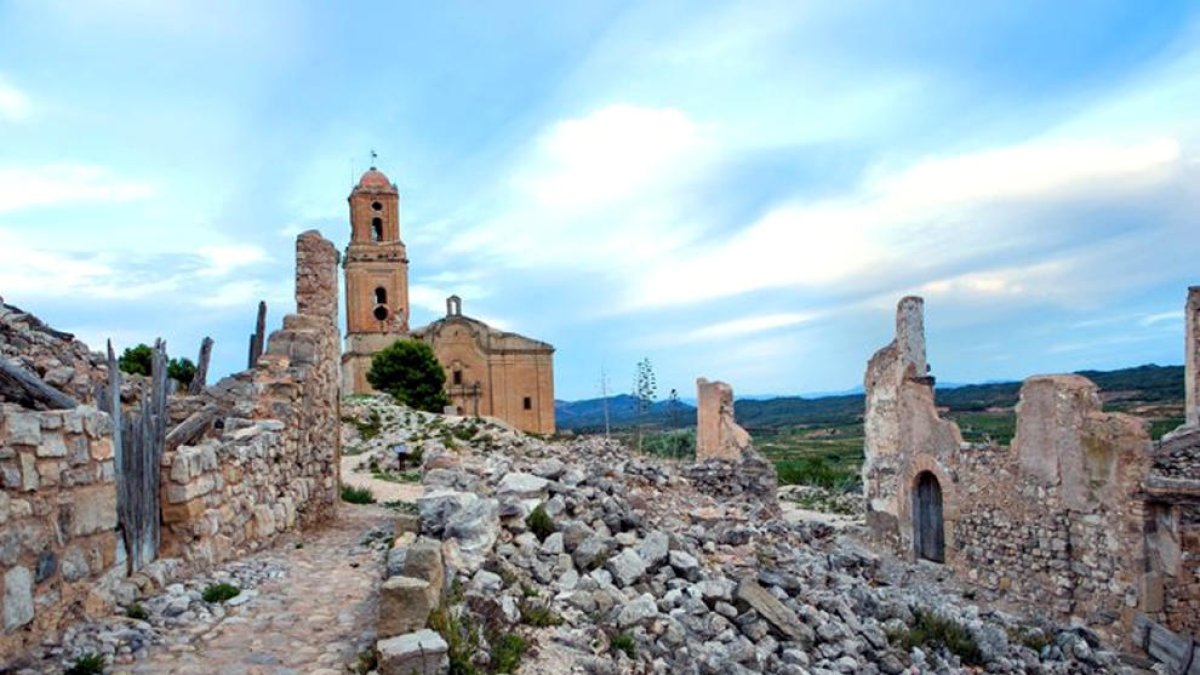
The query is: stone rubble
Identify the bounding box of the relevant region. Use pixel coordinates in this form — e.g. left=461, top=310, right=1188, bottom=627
left=371, top=398, right=1136, bottom=675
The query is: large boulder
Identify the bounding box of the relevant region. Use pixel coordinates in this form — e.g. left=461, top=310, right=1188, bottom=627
left=378, top=576, right=433, bottom=637
left=417, top=490, right=478, bottom=536
left=444, top=497, right=500, bottom=571
left=496, top=472, right=550, bottom=498
left=605, top=548, right=647, bottom=588
left=402, top=538, right=446, bottom=607
left=734, top=575, right=814, bottom=646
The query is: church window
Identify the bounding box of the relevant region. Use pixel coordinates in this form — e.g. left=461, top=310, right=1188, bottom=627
left=371, top=217, right=383, bottom=242
left=371, top=201, right=382, bottom=211
left=373, top=306, right=389, bottom=321
left=523, top=396, right=532, bottom=410
left=453, top=370, right=463, bottom=385
left=374, top=287, right=387, bottom=304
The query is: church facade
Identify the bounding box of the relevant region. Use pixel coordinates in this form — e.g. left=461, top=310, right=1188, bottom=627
left=340, top=166, right=556, bottom=434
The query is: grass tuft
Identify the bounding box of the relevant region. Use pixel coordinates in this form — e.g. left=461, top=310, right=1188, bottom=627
left=65, top=654, right=105, bottom=675
left=610, top=632, right=636, bottom=659
left=341, top=484, right=377, bottom=504
left=525, top=504, right=556, bottom=541
left=201, top=582, right=241, bottom=603
left=889, top=608, right=982, bottom=666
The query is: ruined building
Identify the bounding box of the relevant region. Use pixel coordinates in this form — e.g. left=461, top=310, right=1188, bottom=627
left=863, top=290, right=1200, bottom=641
left=339, top=167, right=556, bottom=434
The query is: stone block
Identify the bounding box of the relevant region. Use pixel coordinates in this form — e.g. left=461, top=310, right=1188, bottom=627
left=6, top=413, right=41, bottom=446
left=377, top=629, right=449, bottom=675
left=35, top=432, right=67, bottom=458
left=166, top=475, right=215, bottom=504
left=394, top=513, right=421, bottom=538
left=19, top=452, right=37, bottom=491
left=734, top=575, right=813, bottom=646
left=378, top=576, right=433, bottom=637
left=71, top=484, right=118, bottom=536
left=403, top=538, right=445, bottom=608
left=162, top=499, right=206, bottom=524
left=4, top=566, right=33, bottom=631
left=253, top=504, right=277, bottom=538
left=90, top=438, right=113, bottom=461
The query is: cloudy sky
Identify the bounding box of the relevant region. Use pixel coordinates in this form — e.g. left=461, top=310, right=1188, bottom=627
left=1, top=1, right=1198, bottom=400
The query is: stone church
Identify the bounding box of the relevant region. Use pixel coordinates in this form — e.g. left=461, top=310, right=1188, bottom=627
left=339, top=166, right=556, bottom=434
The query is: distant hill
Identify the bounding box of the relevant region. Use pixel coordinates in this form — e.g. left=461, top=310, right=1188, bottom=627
left=555, top=364, right=1185, bottom=432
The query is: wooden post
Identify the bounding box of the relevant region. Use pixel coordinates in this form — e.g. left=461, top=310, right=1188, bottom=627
left=188, top=337, right=213, bottom=395
left=248, top=301, right=267, bottom=368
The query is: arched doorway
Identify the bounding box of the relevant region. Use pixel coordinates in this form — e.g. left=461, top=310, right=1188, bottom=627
left=912, top=471, right=945, bottom=563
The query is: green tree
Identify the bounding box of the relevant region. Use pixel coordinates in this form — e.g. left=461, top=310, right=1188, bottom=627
left=167, top=358, right=196, bottom=387
left=633, top=357, right=657, bottom=450
left=367, top=339, right=451, bottom=413
left=117, top=344, right=153, bottom=376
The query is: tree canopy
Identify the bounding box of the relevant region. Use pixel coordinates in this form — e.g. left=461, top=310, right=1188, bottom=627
left=367, top=339, right=451, bottom=413
left=118, top=343, right=195, bottom=386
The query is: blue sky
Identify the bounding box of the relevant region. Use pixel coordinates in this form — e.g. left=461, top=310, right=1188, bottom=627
left=1, top=1, right=1198, bottom=401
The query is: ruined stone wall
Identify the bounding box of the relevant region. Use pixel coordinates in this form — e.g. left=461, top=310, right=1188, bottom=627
left=1186, top=286, right=1200, bottom=428
left=0, top=404, right=122, bottom=659
left=160, top=231, right=341, bottom=569
left=863, top=296, right=1153, bottom=640
left=695, top=378, right=751, bottom=462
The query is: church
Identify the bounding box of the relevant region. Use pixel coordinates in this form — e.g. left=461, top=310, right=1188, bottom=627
left=339, top=166, right=556, bottom=435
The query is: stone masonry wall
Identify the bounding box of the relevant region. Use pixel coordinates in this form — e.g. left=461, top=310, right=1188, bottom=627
left=0, top=404, right=121, bottom=660
left=159, top=231, right=341, bottom=568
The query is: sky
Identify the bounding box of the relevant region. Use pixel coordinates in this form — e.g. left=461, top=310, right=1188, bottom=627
left=1, top=1, right=1199, bottom=401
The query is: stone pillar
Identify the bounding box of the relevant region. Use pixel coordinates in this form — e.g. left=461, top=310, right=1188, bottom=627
left=896, top=296, right=926, bottom=379
left=295, top=230, right=339, bottom=325
left=1188, top=287, right=1200, bottom=427
left=695, top=378, right=751, bottom=462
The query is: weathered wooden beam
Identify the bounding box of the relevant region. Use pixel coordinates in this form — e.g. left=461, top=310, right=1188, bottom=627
left=0, top=357, right=79, bottom=409
left=188, top=337, right=213, bottom=395
left=248, top=301, right=267, bottom=368
left=165, top=404, right=218, bottom=451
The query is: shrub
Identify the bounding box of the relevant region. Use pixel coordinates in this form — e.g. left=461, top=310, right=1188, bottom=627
left=892, top=609, right=982, bottom=666
left=65, top=654, right=106, bottom=675
left=428, top=604, right=480, bottom=675
left=367, top=340, right=451, bottom=413
left=124, top=603, right=148, bottom=620
left=611, top=632, right=636, bottom=659
left=775, top=457, right=860, bottom=490
left=167, top=357, right=196, bottom=386
left=525, top=504, right=555, bottom=541
left=341, top=484, right=376, bottom=504
left=201, top=583, right=241, bottom=603
left=492, top=633, right=526, bottom=673
left=519, top=600, right=561, bottom=627
left=117, top=344, right=154, bottom=376
left=355, top=409, right=382, bottom=440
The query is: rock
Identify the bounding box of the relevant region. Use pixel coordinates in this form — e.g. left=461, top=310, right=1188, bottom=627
left=3, top=566, right=33, bottom=630
left=605, top=549, right=647, bottom=588
left=377, top=629, right=449, bottom=675
left=734, top=576, right=813, bottom=646
left=470, top=570, right=503, bottom=594
left=402, top=538, right=445, bottom=607
left=378, top=576, right=433, bottom=637
left=617, top=593, right=658, bottom=627
left=496, top=472, right=550, bottom=497
left=444, top=497, right=500, bottom=571
left=636, top=531, right=670, bottom=568
left=669, top=550, right=701, bottom=580
left=541, top=532, right=565, bottom=555
left=573, top=535, right=612, bottom=571
left=386, top=546, right=409, bottom=578
left=532, top=458, right=566, bottom=479
left=394, top=513, right=421, bottom=538
left=416, top=490, right=478, bottom=536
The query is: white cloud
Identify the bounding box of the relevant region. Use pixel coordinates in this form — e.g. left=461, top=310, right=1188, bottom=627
left=196, top=244, right=270, bottom=276
left=0, top=164, right=154, bottom=213
left=0, top=77, right=32, bottom=122
left=516, top=104, right=705, bottom=210
left=195, top=278, right=289, bottom=309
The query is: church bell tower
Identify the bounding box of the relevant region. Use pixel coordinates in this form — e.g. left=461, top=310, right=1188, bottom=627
left=341, top=165, right=410, bottom=393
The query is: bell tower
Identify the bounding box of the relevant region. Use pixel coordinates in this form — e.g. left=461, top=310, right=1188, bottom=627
left=341, top=165, right=410, bottom=393
left=344, top=165, right=409, bottom=333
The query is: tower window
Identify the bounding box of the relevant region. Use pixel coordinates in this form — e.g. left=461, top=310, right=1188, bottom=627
left=453, top=370, right=463, bottom=385
left=371, top=201, right=383, bottom=211
left=371, top=217, right=383, bottom=242
left=374, top=287, right=387, bottom=304
left=523, top=396, right=532, bottom=410
left=373, top=306, right=389, bottom=321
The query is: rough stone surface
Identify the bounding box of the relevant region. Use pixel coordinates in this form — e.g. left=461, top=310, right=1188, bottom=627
left=695, top=378, right=751, bottom=462
left=378, top=576, right=433, bottom=637
left=377, top=629, right=449, bottom=675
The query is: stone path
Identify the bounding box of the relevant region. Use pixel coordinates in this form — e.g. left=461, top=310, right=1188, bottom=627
left=117, top=505, right=393, bottom=675
left=340, top=455, right=426, bottom=504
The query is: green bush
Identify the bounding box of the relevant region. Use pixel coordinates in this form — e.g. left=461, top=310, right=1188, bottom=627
left=525, top=504, right=555, bottom=541
left=117, top=343, right=195, bottom=386
left=611, top=632, right=636, bottom=659
left=354, top=409, right=382, bottom=440
left=891, top=609, right=982, bottom=666
left=492, top=633, right=527, bottom=673
left=367, top=340, right=452, bottom=413
left=124, top=603, right=148, bottom=620
left=167, top=357, right=196, bottom=386
left=341, top=484, right=376, bottom=504
left=65, top=654, right=106, bottom=675
left=201, top=583, right=241, bottom=603
left=518, top=600, right=561, bottom=627
left=775, top=457, right=859, bottom=490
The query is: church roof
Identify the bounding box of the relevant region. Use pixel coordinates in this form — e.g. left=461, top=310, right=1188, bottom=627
left=354, top=167, right=396, bottom=193
left=412, top=314, right=554, bottom=354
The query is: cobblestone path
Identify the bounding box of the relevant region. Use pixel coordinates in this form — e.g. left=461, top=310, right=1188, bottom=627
left=118, top=505, right=392, bottom=675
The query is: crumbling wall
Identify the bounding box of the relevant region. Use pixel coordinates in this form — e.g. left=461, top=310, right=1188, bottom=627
left=1187, top=286, right=1200, bottom=428
left=695, top=378, right=750, bottom=462
left=159, top=231, right=341, bottom=567
left=863, top=296, right=1153, bottom=639
left=1143, top=426, right=1200, bottom=635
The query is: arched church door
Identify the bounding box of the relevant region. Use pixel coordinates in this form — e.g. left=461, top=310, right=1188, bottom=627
left=913, top=471, right=945, bottom=562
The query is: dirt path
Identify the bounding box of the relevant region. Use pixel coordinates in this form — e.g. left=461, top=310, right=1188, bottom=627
left=118, top=505, right=393, bottom=675
left=340, top=454, right=426, bottom=503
